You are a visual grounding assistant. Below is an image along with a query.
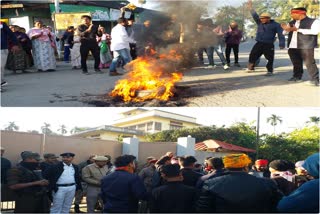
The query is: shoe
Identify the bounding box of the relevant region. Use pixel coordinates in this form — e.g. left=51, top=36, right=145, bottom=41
left=1, top=81, right=8, bottom=87
left=109, top=71, right=123, bottom=76
left=234, top=63, right=241, bottom=67
left=223, top=64, right=230, bottom=70
left=72, top=66, right=77, bottom=70
left=246, top=68, right=255, bottom=73
left=265, top=72, right=273, bottom=76
left=288, top=77, right=302, bottom=82
left=305, top=80, right=319, bottom=86
left=206, top=65, right=216, bottom=69
left=94, top=69, right=103, bottom=73
left=74, top=204, right=81, bottom=213
left=82, top=70, right=90, bottom=75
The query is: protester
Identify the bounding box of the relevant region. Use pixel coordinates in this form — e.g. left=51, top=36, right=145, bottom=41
left=196, top=153, right=283, bottom=212
left=101, top=155, right=148, bottom=213
left=225, top=21, right=243, bottom=67
left=61, top=26, right=74, bottom=63
left=27, top=20, right=56, bottom=72
left=77, top=15, right=102, bottom=74
left=269, top=159, right=297, bottom=196
left=249, top=159, right=271, bottom=178
left=281, top=7, right=319, bottom=86
left=139, top=158, right=157, bottom=193
left=121, top=6, right=138, bottom=60
left=213, top=25, right=230, bottom=70
left=6, top=25, right=31, bottom=73
left=70, top=30, right=81, bottom=69
left=179, top=156, right=203, bottom=187
left=293, top=160, right=313, bottom=187
left=7, top=152, right=50, bottom=213
left=151, top=164, right=198, bottom=213
left=109, top=17, right=133, bottom=76
left=246, top=0, right=285, bottom=76
left=43, top=152, right=82, bottom=214
left=73, top=154, right=95, bottom=213
left=152, top=155, right=172, bottom=188
left=1, top=21, right=19, bottom=90
left=97, top=27, right=112, bottom=69
left=1, top=147, right=12, bottom=184
left=40, top=153, right=59, bottom=174
left=82, top=156, right=109, bottom=213
left=277, top=153, right=319, bottom=213
left=196, top=157, right=225, bottom=188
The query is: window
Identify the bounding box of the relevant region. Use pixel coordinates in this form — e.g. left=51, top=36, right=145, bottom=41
left=169, top=121, right=183, bottom=130
left=147, top=122, right=153, bottom=131
left=89, top=134, right=101, bottom=139
left=128, top=125, right=137, bottom=130
left=155, top=122, right=162, bottom=131
left=137, top=123, right=146, bottom=131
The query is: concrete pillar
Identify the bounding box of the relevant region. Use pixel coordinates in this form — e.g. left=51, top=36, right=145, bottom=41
left=177, top=136, right=195, bottom=156
left=122, top=137, right=140, bottom=159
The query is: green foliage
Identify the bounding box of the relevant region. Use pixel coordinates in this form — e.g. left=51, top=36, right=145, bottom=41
left=257, top=127, right=319, bottom=162
left=145, top=123, right=256, bottom=149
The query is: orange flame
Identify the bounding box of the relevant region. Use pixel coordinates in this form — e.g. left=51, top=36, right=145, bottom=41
left=110, top=50, right=183, bottom=102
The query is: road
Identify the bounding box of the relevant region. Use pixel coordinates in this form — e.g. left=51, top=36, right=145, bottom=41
left=1, top=39, right=319, bottom=107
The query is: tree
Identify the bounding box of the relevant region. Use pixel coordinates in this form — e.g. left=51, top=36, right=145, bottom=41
left=267, top=114, right=283, bottom=135
left=27, top=130, right=40, bottom=134
left=307, top=116, right=320, bottom=125
left=57, top=124, right=68, bottom=135
left=41, top=123, right=52, bottom=134
left=4, top=121, right=19, bottom=131
left=70, top=126, right=88, bottom=134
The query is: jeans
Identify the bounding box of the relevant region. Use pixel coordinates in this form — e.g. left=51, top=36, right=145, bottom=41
left=109, top=48, right=131, bottom=72
left=205, top=46, right=214, bottom=66
left=1, top=49, right=8, bottom=83
left=64, top=46, right=70, bottom=62
left=214, top=45, right=227, bottom=65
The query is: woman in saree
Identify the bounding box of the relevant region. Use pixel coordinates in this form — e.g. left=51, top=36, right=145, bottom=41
left=27, top=20, right=56, bottom=72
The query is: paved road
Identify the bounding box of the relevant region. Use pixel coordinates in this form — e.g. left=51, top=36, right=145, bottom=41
left=1, top=40, right=319, bottom=107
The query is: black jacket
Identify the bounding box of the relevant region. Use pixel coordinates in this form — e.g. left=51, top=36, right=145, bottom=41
left=196, top=171, right=283, bottom=213
left=151, top=181, right=198, bottom=213
left=181, top=168, right=203, bottom=187
left=43, top=162, right=81, bottom=192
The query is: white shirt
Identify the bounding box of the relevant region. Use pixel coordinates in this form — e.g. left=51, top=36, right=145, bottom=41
left=56, top=162, right=76, bottom=184
left=289, top=19, right=320, bottom=49
left=110, top=24, right=132, bottom=51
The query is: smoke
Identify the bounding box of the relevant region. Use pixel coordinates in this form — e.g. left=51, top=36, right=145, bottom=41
left=134, top=0, right=220, bottom=68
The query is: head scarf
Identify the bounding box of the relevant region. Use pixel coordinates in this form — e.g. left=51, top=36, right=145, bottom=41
left=223, top=154, right=251, bottom=168
left=302, top=153, right=319, bottom=178
left=255, top=159, right=269, bottom=166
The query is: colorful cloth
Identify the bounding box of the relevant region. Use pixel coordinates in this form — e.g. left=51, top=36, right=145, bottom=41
left=223, top=154, right=251, bottom=168
left=255, top=159, right=269, bottom=166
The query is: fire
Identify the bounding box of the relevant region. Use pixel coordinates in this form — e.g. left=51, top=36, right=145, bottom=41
left=110, top=50, right=183, bottom=102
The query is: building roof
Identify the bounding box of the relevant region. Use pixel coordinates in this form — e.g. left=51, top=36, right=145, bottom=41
left=71, top=125, right=145, bottom=137
left=195, top=139, right=256, bottom=153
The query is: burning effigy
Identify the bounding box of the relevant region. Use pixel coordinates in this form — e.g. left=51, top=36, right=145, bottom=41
left=110, top=50, right=183, bottom=102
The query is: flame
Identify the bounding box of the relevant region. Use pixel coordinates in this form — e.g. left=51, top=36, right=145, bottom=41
left=110, top=50, right=183, bottom=102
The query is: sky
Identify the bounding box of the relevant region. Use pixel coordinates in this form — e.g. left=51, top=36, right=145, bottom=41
left=0, top=107, right=318, bottom=135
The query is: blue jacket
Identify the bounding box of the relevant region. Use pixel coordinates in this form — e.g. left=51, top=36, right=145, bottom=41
left=250, top=10, right=285, bottom=48
left=277, top=153, right=319, bottom=213
left=101, top=170, right=148, bottom=213
left=1, top=22, right=18, bottom=50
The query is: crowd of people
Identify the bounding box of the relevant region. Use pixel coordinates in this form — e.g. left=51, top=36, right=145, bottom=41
left=1, top=0, right=319, bottom=91
left=1, top=146, right=319, bottom=213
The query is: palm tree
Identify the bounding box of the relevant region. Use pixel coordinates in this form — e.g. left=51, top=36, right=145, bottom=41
left=4, top=122, right=19, bottom=131
left=41, top=123, right=52, bottom=134
left=267, top=114, right=282, bottom=135
left=307, top=116, right=320, bottom=126
left=58, top=124, right=68, bottom=135
left=70, top=126, right=87, bottom=134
